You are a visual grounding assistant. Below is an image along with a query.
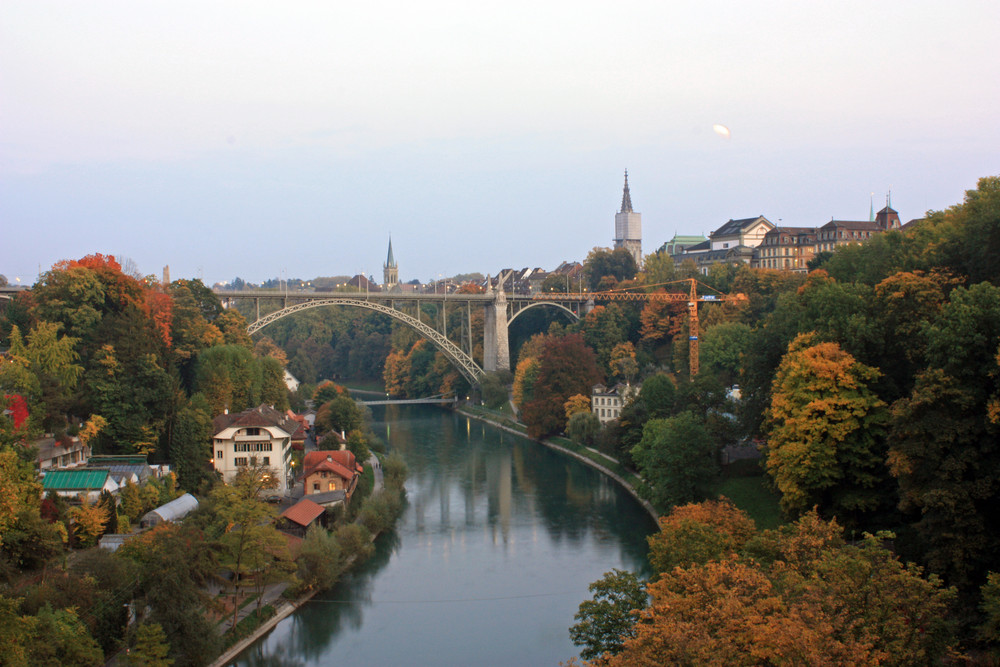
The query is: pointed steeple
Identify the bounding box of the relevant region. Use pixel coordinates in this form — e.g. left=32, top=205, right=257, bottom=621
left=385, top=237, right=396, bottom=268
left=620, top=170, right=633, bottom=213
left=383, top=236, right=398, bottom=289
left=870, top=193, right=875, bottom=222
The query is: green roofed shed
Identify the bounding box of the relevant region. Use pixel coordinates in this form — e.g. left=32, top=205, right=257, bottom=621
left=42, top=468, right=118, bottom=501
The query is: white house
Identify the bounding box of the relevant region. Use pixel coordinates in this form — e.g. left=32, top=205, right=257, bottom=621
left=591, top=383, right=637, bottom=424
left=211, top=404, right=297, bottom=494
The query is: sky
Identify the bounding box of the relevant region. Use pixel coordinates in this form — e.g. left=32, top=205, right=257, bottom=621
left=2, top=1, right=998, bottom=287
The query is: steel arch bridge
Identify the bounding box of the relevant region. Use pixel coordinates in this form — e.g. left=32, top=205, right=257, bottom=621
left=246, top=297, right=487, bottom=385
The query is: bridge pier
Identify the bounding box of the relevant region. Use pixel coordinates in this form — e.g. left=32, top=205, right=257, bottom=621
left=483, top=290, right=510, bottom=373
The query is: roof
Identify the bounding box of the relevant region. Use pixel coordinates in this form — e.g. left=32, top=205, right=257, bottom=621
left=821, top=219, right=881, bottom=231
left=42, top=468, right=110, bottom=491
left=305, top=489, right=346, bottom=507
left=712, top=216, right=771, bottom=238
left=281, top=498, right=326, bottom=527
left=143, top=493, right=199, bottom=523
left=86, top=456, right=151, bottom=481
left=213, top=403, right=300, bottom=437
left=676, top=240, right=711, bottom=254
left=303, top=450, right=358, bottom=481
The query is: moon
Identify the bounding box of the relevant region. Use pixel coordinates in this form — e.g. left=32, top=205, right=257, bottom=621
left=713, top=124, right=731, bottom=139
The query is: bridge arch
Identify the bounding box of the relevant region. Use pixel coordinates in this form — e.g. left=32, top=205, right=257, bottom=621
left=507, top=301, right=581, bottom=326
left=246, top=298, right=485, bottom=385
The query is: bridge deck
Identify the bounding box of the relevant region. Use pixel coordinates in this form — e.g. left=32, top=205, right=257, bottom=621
left=357, top=398, right=459, bottom=405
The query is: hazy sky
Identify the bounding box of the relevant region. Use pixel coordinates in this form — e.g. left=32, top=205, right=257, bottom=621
left=2, top=1, right=998, bottom=286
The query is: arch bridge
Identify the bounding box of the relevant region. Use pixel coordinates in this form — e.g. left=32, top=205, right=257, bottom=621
left=215, top=284, right=591, bottom=385
left=215, top=278, right=740, bottom=384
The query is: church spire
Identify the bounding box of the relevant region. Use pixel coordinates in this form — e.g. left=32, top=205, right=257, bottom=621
left=870, top=193, right=875, bottom=222
left=620, top=170, right=633, bottom=213
left=385, top=237, right=396, bottom=268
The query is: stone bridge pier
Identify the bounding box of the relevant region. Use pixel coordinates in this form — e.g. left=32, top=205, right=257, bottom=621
left=483, top=289, right=510, bottom=373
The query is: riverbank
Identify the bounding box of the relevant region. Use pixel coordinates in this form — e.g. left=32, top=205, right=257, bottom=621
left=457, top=405, right=659, bottom=522
left=209, top=452, right=398, bottom=667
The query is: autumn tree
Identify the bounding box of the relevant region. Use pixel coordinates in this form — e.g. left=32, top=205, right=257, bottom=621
left=609, top=342, right=638, bottom=385
left=520, top=333, right=601, bottom=439
left=647, top=498, right=756, bottom=574
left=596, top=508, right=956, bottom=667
left=764, top=333, right=888, bottom=522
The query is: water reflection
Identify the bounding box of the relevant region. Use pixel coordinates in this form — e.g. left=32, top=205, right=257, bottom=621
left=234, top=406, right=655, bottom=667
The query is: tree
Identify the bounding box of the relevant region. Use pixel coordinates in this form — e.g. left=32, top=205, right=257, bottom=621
left=210, top=484, right=279, bottom=629
left=0, top=450, right=41, bottom=548
left=639, top=373, right=675, bottom=420
left=166, top=396, right=214, bottom=493
left=69, top=496, right=109, bottom=547
left=25, top=604, right=104, bottom=667
left=599, top=508, right=957, bottom=667
left=584, top=247, right=638, bottom=291
left=569, top=569, right=647, bottom=661
left=647, top=498, right=756, bottom=574
left=563, top=394, right=591, bottom=420
left=316, top=394, right=363, bottom=436
left=296, top=524, right=344, bottom=593
left=764, top=333, right=888, bottom=521
left=631, top=412, right=718, bottom=512
left=125, top=623, right=173, bottom=667
left=609, top=342, right=638, bottom=385
left=888, top=368, right=1000, bottom=589
left=567, top=411, right=601, bottom=448
left=118, top=523, right=220, bottom=667
left=521, top=333, right=601, bottom=439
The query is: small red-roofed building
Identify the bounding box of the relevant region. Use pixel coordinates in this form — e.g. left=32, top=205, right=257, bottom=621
left=302, top=449, right=360, bottom=500
left=280, top=497, right=326, bottom=537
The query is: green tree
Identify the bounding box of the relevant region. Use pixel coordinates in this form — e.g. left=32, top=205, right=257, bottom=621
left=125, top=623, right=173, bottom=667
left=631, top=411, right=718, bottom=512
left=566, top=411, right=601, bottom=448
left=118, top=523, right=220, bottom=667
left=584, top=247, right=639, bottom=291
left=25, top=604, right=104, bottom=667
left=569, top=569, right=647, bottom=661
left=765, top=333, right=888, bottom=521
left=296, top=524, right=344, bottom=593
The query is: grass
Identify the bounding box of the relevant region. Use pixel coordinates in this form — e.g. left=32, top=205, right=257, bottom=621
left=710, top=474, right=784, bottom=530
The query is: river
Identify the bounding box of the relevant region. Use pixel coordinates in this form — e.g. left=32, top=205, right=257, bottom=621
left=232, top=404, right=658, bottom=667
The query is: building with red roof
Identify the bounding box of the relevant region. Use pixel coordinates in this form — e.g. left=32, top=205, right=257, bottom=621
left=302, top=449, right=360, bottom=499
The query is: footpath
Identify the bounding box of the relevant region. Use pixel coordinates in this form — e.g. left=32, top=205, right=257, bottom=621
left=209, top=452, right=386, bottom=667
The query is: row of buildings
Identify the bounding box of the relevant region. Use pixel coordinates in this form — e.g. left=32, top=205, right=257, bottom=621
left=662, top=202, right=908, bottom=274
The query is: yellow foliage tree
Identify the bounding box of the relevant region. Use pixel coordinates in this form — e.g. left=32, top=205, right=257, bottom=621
left=563, top=394, right=591, bottom=420
left=70, top=496, right=109, bottom=547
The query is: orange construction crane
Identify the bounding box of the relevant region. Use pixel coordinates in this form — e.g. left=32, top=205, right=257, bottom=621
left=533, top=278, right=748, bottom=378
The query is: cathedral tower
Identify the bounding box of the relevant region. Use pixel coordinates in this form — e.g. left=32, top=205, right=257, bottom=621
left=614, top=170, right=643, bottom=267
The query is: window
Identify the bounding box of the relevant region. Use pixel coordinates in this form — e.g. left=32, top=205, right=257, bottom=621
left=263, top=457, right=270, bottom=466
left=313, top=483, right=319, bottom=491
left=217, top=450, right=223, bottom=459
left=245, top=428, right=260, bottom=436
left=235, top=457, right=248, bottom=466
